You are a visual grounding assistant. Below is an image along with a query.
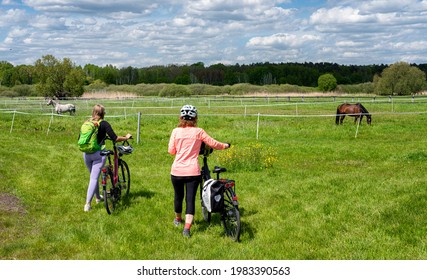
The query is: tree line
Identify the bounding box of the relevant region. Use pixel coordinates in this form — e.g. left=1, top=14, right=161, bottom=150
left=82, top=61, right=396, bottom=87
left=0, top=55, right=426, bottom=98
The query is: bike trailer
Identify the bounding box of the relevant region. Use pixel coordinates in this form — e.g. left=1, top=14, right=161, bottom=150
left=202, top=179, right=224, bottom=213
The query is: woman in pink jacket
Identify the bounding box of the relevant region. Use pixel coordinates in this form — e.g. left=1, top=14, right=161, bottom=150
left=168, top=105, right=230, bottom=238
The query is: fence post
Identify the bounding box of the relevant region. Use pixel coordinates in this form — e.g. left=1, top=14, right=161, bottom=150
left=137, top=112, right=141, bottom=144
left=10, top=110, right=16, bottom=133
left=355, top=117, right=361, bottom=138
left=47, top=113, right=54, bottom=135
left=256, top=113, right=260, bottom=140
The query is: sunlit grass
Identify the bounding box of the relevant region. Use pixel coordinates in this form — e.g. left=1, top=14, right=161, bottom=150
left=1, top=97, right=427, bottom=260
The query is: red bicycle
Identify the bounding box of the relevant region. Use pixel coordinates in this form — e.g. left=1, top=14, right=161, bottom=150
left=100, top=138, right=133, bottom=214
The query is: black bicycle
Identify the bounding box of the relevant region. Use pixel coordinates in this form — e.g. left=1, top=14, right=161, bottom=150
left=200, top=144, right=241, bottom=242
left=100, top=138, right=133, bottom=214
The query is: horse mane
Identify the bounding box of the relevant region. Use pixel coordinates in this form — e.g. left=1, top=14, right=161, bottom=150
left=356, top=103, right=370, bottom=115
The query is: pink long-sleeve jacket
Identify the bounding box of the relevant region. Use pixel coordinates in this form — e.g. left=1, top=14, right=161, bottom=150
left=168, top=127, right=228, bottom=176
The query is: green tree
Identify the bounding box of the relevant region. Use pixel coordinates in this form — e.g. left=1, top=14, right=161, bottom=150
left=0, top=61, right=14, bottom=87
left=374, top=62, right=426, bottom=95
left=14, top=65, right=35, bottom=85
left=318, top=73, right=337, bottom=92
left=34, top=55, right=85, bottom=98
left=101, top=64, right=120, bottom=85
left=64, top=67, right=86, bottom=97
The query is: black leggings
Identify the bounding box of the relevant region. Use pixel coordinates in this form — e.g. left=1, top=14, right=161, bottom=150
left=171, top=175, right=202, bottom=215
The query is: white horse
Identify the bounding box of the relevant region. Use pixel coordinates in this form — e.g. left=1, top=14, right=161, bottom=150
left=47, top=98, right=76, bottom=115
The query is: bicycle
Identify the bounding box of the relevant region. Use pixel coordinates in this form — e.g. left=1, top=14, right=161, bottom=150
left=200, top=144, right=241, bottom=242
left=100, top=138, right=134, bottom=214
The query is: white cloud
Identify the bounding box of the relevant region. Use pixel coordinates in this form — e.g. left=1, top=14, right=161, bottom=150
left=335, top=41, right=364, bottom=47
left=0, top=9, right=27, bottom=27
left=22, top=0, right=162, bottom=14
left=247, top=33, right=320, bottom=49
left=0, top=0, right=426, bottom=67
left=310, top=7, right=376, bottom=26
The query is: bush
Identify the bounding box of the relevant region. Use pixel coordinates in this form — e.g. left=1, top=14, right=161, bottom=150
left=265, top=84, right=316, bottom=93
left=12, top=84, right=36, bottom=96
left=318, top=74, right=337, bottom=92
left=214, top=143, right=278, bottom=171
left=133, top=83, right=167, bottom=96
left=229, top=83, right=262, bottom=95
left=188, top=84, right=230, bottom=95
left=158, top=84, right=191, bottom=97
left=85, top=79, right=107, bottom=91
left=0, top=90, right=18, bottom=97
left=336, top=83, right=374, bottom=94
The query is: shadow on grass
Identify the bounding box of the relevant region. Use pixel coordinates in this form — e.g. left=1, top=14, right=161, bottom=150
left=110, top=189, right=156, bottom=214
left=196, top=206, right=257, bottom=242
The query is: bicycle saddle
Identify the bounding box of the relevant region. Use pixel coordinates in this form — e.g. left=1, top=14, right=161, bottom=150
left=100, top=150, right=114, bottom=156
left=213, top=166, right=227, bottom=173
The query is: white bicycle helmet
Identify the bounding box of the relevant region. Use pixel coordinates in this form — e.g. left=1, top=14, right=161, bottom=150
left=117, top=144, right=134, bottom=155
left=180, top=104, right=197, bottom=119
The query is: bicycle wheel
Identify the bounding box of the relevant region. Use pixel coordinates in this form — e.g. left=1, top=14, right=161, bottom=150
left=103, top=169, right=116, bottom=215
left=118, top=159, right=130, bottom=197
left=221, top=190, right=241, bottom=241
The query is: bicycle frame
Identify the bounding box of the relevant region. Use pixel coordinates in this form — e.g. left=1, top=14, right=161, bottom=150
left=100, top=139, right=132, bottom=214
left=104, top=145, right=119, bottom=186
left=101, top=139, right=128, bottom=186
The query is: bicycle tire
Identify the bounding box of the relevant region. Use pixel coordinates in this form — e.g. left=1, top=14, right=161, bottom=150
left=103, top=169, right=116, bottom=215
left=221, top=190, right=241, bottom=242
left=118, top=159, right=130, bottom=197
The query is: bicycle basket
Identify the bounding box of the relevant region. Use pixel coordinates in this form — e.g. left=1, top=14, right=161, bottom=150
left=117, top=144, right=134, bottom=155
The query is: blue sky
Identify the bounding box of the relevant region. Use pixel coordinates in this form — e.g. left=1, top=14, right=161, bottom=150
left=1, top=0, right=427, bottom=67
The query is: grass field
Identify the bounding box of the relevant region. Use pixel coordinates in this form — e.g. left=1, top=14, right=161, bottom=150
left=1, top=95, right=427, bottom=260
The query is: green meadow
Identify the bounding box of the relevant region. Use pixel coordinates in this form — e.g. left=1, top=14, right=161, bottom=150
left=1, top=95, right=426, bottom=259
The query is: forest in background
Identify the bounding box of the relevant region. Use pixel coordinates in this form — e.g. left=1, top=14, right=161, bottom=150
left=1, top=58, right=426, bottom=98
left=2, top=59, right=427, bottom=87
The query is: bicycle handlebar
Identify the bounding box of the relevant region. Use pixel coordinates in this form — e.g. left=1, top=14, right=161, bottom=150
left=200, top=142, right=231, bottom=157
left=104, top=136, right=134, bottom=155
left=105, top=136, right=132, bottom=144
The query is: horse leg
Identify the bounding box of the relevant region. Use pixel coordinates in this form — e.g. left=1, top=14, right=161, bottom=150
left=336, top=109, right=340, bottom=125
left=340, top=115, right=344, bottom=124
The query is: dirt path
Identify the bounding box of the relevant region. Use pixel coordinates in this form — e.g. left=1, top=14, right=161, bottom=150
left=0, top=193, right=25, bottom=214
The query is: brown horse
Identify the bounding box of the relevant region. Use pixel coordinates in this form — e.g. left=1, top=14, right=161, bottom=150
left=336, top=103, right=371, bottom=125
